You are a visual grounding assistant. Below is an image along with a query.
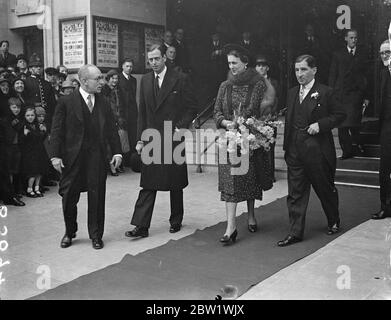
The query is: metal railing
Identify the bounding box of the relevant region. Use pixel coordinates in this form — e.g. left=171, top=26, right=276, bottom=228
left=191, top=97, right=217, bottom=173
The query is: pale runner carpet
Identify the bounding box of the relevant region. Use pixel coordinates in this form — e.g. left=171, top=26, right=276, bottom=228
left=32, top=186, right=377, bottom=300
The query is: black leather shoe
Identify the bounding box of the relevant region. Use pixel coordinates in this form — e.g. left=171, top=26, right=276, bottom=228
left=220, top=230, right=238, bottom=245
left=372, top=209, right=391, bottom=220
left=5, top=197, right=26, bottom=207
left=169, top=224, right=182, bottom=233
left=327, top=223, right=340, bottom=235
left=125, top=227, right=149, bottom=238
left=277, top=235, right=302, bottom=247
left=248, top=224, right=258, bottom=233
left=60, top=235, right=73, bottom=248
left=92, top=238, right=104, bottom=250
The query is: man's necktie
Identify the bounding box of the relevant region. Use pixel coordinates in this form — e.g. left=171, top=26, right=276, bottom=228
left=154, top=75, right=160, bottom=99
left=349, top=49, right=354, bottom=57
left=87, top=94, right=94, bottom=113
left=299, top=86, right=305, bottom=104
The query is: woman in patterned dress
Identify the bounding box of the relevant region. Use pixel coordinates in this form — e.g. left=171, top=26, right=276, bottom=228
left=214, top=44, right=271, bottom=245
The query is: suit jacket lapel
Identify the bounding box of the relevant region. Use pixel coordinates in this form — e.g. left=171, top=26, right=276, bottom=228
left=96, top=94, right=106, bottom=134
left=74, top=91, right=84, bottom=123
left=303, top=81, right=320, bottom=117
left=287, top=86, right=299, bottom=125
left=156, top=68, right=178, bottom=111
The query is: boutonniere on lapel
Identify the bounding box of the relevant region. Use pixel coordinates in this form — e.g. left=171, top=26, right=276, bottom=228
left=310, top=91, right=321, bottom=108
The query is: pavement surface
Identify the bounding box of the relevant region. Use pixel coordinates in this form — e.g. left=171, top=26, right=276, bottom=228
left=0, top=167, right=390, bottom=300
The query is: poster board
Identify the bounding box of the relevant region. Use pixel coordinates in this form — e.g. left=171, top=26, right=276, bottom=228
left=59, top=17, right=87, bottom=73
left=95, top=18, right=120, bottom=70
left=93, top=16, right=164, bottom=74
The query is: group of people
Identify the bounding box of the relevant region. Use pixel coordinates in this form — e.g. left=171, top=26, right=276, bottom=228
left=0, top=40, right=139, bottom=210
left=1, top=26, right=390, bottom=251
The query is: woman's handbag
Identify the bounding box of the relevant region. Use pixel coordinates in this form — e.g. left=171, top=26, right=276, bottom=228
left=117, top=128, right=130, bottom=154
left=254, top=148, right=274, bottom=191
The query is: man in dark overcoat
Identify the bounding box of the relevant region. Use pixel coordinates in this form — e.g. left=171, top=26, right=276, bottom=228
left=372, top=40, right=391, bottom=220
left=125, top=44, right=198, bottom=238
left=278, top=55, right=346, bottom=247
left=328, top=29, right=369, bottom=159
left=118, top=58, right=139, bottom=168
left=48, top=64, right=122, bottom=250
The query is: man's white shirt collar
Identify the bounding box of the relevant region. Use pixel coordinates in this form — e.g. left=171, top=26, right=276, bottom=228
left=301, top=79, right=315, bottom=100
left=79, top=87, right=95, bottom=106
left=122, top=71, right=130, bottom=80
left=154, top=66, right=167, bottom=87
left=347, top=46, right=356, bottom=55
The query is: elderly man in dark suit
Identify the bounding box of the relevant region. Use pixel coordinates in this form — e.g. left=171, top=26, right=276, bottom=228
left=329, top=29, right=369, bottom=159
left=0, top=41, right=17, bottom=69
left=48, top=64, right=122, bottom=250
left=125, top=44, right=198, bottom=238
left=278, top=55, right=346, bottom=247
left=118, top=58, right=138, bottom=166
left=372, top=40, right=391, bottom=220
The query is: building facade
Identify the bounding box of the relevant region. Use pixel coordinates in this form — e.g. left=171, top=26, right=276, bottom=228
left=1, top=0, right=166, bottom=76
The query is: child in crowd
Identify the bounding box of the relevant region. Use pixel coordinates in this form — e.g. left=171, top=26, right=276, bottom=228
left=1, top=97, right=25, bottom=198
left=20, top=107, right=48, bottom=198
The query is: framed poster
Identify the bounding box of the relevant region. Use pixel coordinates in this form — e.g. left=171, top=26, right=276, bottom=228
left=59, top=17, right=87, bottom=73
left=144, top=26, right=165, bottom=70
left=92, top=16, right=164, bottom=74
left=95, top=18, right=120, bottom=70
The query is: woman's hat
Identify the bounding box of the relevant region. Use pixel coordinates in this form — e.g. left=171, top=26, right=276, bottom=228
left=255, top=55, right=270, bottom=67
left=35, top=106, right=46, bottom=116
left=0, top=76, right=10, bottom=85
left=61, top=80, right=74, bottom=89
left=223, top=43, right=254, bottom=66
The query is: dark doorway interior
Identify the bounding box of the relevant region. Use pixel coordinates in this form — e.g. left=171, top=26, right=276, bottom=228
left=167, top=0, right=385, bottom=116
left=13, top=26, right=44, bottom=68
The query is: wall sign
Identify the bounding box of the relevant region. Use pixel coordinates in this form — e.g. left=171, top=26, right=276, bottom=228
left=59, top=17, right=87, bottom=72
left=95, top=19, right=120, bottom=69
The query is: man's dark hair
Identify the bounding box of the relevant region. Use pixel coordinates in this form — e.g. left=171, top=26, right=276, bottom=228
left=0, top=40, right=9, bottom=47
left=147, top=44, right=166, bottom=56
left=295, top=54, right=317, bottom=68
left=122, top=58, right=134, bottom=66
left=344, top=29, right=358, bottom=37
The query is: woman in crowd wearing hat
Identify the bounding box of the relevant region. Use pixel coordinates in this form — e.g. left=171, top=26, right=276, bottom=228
left=102, top=69, right=127, bottom=176
left=0, top=76, right=12, bottom=118
left=60, top=80, right=75, bottom=96
left=12, top=77, right=28, bottom=109
left=214, top=44, right=273, bottom=245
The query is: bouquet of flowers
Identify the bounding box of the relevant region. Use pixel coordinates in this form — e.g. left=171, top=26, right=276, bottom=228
left=220, top=112, right=282, bottom=155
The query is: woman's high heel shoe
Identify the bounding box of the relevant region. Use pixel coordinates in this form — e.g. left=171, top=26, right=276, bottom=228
left=248, top=224, right=258, bottom=233
left=220, top=230, right=238, bottom=244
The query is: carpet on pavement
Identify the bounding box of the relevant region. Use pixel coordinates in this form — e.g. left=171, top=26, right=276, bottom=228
left=32, top=186, right=377, bottom=300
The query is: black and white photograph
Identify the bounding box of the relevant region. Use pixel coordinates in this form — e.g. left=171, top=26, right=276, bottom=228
left=1, top=0, right=391, bottom=305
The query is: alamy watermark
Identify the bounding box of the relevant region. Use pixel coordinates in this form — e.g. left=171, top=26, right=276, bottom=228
left=140, top=122, right=250, bottom=175
left=0, top=206, right=10, bottom=288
